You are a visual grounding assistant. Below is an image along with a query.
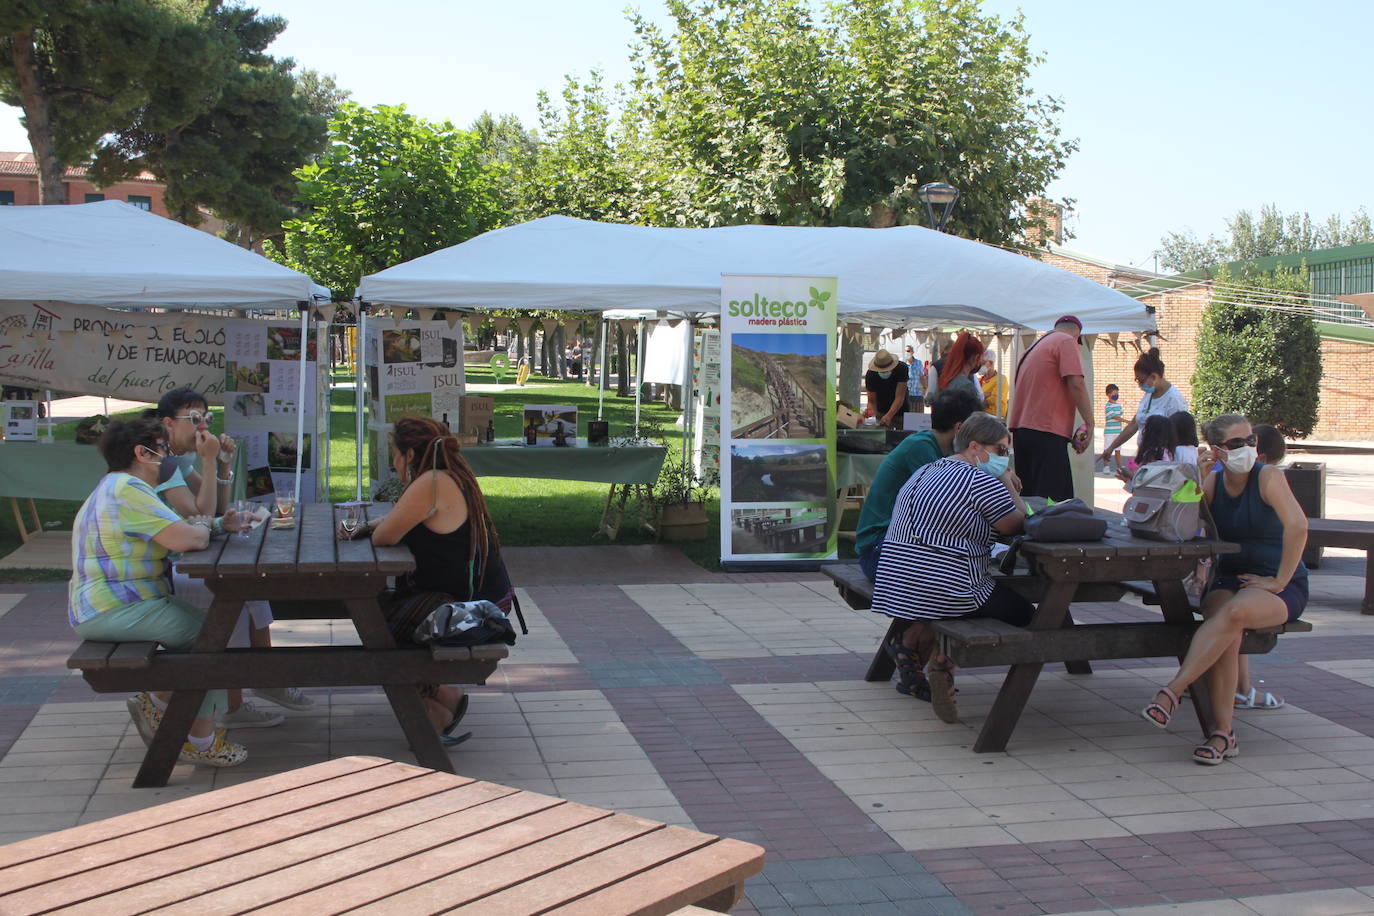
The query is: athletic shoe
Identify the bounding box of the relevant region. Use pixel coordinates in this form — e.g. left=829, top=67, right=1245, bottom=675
left=178, top=734, right=248, bottom=768
left=251, top=686, right=315, bottom=710
left=215, top=701, right=285, bottom=730
left=126, top=693, right=162, bottom=748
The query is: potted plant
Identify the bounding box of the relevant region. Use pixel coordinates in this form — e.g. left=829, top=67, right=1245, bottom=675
left=651, top=454, right=715, bottom=542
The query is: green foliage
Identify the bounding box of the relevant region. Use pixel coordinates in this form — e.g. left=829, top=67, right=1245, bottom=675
left=1191, top=268, right=1322, bottom=438
left=1160, top=205, right=1374, bottom=272
left=616, top=0, right=1075, bottom=241
left=274, top=103, right=505, bottom=297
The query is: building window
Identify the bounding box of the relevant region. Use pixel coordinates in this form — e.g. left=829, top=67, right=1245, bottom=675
left=0, top=191, right=14, bottom=206
left=84, top=193, right=105, bottom=203
left=127, top=195, right=152, bottom=211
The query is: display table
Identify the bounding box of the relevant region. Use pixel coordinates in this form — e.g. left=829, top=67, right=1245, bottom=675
left=836, top=452, right=885, bottom=490
left=0, top=442, right=246, bottom=542
left=460, top=439, right=667, bottom=485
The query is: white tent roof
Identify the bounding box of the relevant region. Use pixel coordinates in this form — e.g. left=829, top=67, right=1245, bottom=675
left=359, top=215, right=1154, bottom=333
left=0, top=200, right=324, bottom=308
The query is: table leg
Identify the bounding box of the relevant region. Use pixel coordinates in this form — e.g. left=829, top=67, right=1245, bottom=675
left=1363, top=551, right=1374, bottom=615
left=865, top=617, right=908, bottom=682
left=344, top=597, right=455, bottom=775
left=1062, top=612, right=1094, bottom=676
left=1153, top=577, right=1215, bottom=737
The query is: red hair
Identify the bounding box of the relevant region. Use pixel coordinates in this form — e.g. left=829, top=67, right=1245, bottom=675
left=938, top=332, right=986, bottom=389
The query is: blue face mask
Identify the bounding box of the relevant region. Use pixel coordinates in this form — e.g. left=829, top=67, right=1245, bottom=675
left=878, top=371, right=892, bottom=380
left=1139, top=381, right=1155, bottom=395
left=979, top=452, right=1009, bottom=478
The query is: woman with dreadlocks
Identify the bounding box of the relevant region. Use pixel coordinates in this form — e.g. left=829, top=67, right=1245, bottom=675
left=339, top=416, right=513, bottom=744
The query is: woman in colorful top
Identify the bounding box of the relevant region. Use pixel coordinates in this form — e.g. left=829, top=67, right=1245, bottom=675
left=871, top=412, right=1028, bottom=724
left=1139, top=413, right=1308, bottom=765
left=1100, top=348, right=1188, bottom=466
left=339, top=416, right=514, bottom=742
left=69, top=418, right=247, bottom=767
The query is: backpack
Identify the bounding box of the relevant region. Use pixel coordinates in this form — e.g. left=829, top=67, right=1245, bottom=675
left=1022, top=497, right=1107, bottom=541
left=1123, top=462, right=1203, bottom=542
left=411, top=600, right=518, bottom=648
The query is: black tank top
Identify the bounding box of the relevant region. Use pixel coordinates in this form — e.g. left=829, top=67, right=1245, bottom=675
left=401, top=518, right=513, bottom=604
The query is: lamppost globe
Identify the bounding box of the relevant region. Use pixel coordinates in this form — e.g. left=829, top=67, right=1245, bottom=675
left=917, top=181, right=960, bottom=233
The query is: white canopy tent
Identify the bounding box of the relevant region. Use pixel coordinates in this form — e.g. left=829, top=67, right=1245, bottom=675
left=357, top=215, right=1154, bottom=334
left=0, top=201, right=326, bottom=496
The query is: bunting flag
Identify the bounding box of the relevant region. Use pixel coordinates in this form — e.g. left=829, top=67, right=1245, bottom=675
left=444, top=311, right=463, bottom=330
left=417, top=308, right=436, bottom=324
left=490, top=316, right=511, bottom=335
left=563, top=318, right=582, bottom=338
left=667, top=318, right=683, bottom=329
left=515, top=316, right=535, bottom=337
left=1108, top=332, right=1120, bottom=349
left=315, top=304, right=337, bottom=325
left=618, top=319, right=636, bottom=337
left=541, top=317, right=560, bottom=337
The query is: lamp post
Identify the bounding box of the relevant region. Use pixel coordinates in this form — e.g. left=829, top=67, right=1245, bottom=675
left=918, top=181, right=960, bottom=233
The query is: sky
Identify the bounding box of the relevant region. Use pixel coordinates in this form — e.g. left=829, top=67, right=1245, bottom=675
left=4, top=0, right=1371, bottom=270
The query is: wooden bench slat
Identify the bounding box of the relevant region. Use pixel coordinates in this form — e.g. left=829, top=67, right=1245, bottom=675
left=294, top=501, right=338, bottom=574
left=548, top=837, right=765, bottom=916
left=932, top=618, right=1034, bottom=646
left=940, top=620, right=1294, bottom=669
left=154, top=789, right=567, bottom=916
left=364, top=502, right=417, bottom=575
left=256, top=508, right=303, bottom=575
left=175, top=530, right=229, bottom=578
left=65, top=641, right=115, bottom=671
left=207, top=509, right=268, bottom=577
left=106, top=641, right=158, bottom=669
left=334, top=503, right=376, bottom=571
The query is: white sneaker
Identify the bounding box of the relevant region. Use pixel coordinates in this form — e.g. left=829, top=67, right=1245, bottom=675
left=215, top=701, right=285, bottom=729
left=251, top=686, right=315, bottom=710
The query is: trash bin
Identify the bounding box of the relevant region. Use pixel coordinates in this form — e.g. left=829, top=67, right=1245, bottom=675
left=1283, top=461, right=1326, bottom=568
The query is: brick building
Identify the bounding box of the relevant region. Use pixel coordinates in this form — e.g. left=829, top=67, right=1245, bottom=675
left=0, top=152, right=170, bottom=214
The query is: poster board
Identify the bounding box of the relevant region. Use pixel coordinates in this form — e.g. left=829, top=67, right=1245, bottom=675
left=692, top=328, right=721, bottom=478
left=365, top=318, right=466, bottom=490
left=719, top=274, right=838, bottom=567
left=3, top=401, right=37, bottom=441
left=222, top=319, right=324, bottom=503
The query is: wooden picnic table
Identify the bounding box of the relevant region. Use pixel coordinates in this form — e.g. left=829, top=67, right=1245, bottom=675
left=77, top=502, right=507, bottom=788
left=0, top=756, right=766, bottom=914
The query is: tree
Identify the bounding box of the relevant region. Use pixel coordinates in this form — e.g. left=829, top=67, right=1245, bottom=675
left=274, top=103, right=504, bottom=297
left=1160, top=205, right=1374, bottom=272
left=621, top=0, right=1075, bottom=242
left=1191, top=268, right=1322, bottom=438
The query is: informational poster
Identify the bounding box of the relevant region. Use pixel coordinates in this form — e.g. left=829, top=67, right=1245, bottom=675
left=365, top=318, right=465, bottom=489
left=719, top=275, right=838, bottom=567
left=3, top=400, right=37, bottom=441
left=692, top=328, right=721, bottom=477
left=522, top=405, right=577, bottom=446
left=0, top=300, right=228, bottom=403
left=223, top=319, right=322, bottom=503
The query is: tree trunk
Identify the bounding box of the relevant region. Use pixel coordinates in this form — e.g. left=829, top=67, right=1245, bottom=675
left=526, top=330, right=537, bottom=374
left=553, top=327, right=565, bottom=379
left=839, top=332, right=863, bottom=407
left=11, top=29, right=67, bottom=205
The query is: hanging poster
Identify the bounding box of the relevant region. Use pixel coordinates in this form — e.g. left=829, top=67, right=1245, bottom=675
left=719, top=275, right=837, bottom=567
left=365, top=317, right=465, bottom=489
left=0, top=300, right=228, bottom=402
left=692, top=328, right=721, bottom=478
left=223, top=318, right=322, bottom=503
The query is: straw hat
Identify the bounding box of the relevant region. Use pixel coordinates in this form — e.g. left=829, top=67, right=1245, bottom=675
left=869, top=349, right=897, bottom=372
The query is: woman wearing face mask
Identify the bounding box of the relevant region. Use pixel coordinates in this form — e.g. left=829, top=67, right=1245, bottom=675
left=1139, top=413, right=1308, bottom=765
left=1099, top=348, right=1189, bottom=468
left=871, top=412, right=1027, bottom=724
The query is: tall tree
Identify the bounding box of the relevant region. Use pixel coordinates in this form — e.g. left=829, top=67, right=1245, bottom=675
left=275, top=103, right=504, bottom=297
left=620, top=0, right=1075, bottom=241
left=1160, top=205, right=1374, bottom=272
left=1191, top=268, right=1322, bottom=438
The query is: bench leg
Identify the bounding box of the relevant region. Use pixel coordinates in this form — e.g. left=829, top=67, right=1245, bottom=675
left=1364, top=551, right=1374, bottom=615
left=1061, top=612, right=1093, bottom=676
left=134, top=689, right=204, bottom=788
left=865, top=617, right=908, bottom=682
left=693, top=884, right=742, bottom=912
left=974, top=662, right=1045, bottom=753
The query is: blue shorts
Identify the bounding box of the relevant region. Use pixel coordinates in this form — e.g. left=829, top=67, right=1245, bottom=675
left=1208, top=573, right=1308, bottom=622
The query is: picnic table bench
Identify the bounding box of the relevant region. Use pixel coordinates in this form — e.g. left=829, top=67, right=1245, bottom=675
left=1304, top=518, right=1374, bottom=613
left=0, top=756, right=765, bottom=915
left=67, top=502, right=509, bottom=788
left=825, top=526, right=1312, bottom=752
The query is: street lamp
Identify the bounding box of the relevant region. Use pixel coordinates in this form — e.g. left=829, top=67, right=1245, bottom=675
left=918, top=181, right=960, bottom=233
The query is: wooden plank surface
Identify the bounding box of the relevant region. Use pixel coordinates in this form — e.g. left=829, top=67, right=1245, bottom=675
left=365, top=503, right=416, bottom=574
left=64, top=641, right=114, bottom=671
left=295, top=501, right=338, bottom=574
left=548, top=838, right=765, bottom=916
left=256, top=508, right=304, bottom=575
left=106, top=642, right=157, bottom=669
left=335, top=503, right=377, bottom=572
left=174, top=529, right=228, bottom=578
left=210, top=511, right=268, bottom=577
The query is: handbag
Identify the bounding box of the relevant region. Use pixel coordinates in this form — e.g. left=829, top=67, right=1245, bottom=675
left=411, top=600, right=518, bottom=648
left=1123, top=462, right=1203, bottom=542
left=1022, top=497, right=1107, bottom=541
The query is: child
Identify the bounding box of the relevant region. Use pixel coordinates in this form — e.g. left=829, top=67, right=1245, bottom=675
left=1120, top=414, right=1178, bottom=484
left=1103, top=384, right=1124, bottom=472
left=1170, top=411, right=1200, bottom=468
left=1255, top=424, right=1285, bottom=466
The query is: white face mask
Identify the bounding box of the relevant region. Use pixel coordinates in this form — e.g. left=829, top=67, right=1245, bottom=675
left=1222, top=445, right=1257, bottom=474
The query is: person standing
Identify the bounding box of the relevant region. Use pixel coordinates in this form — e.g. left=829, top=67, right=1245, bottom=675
left=864, top=350, right=909, bottom=428
left=903, top=346, right=926, bottom=413
left=1100, top=348, right=1189, bottom=467
left=1006, top=316, right=1093, bottom=500
left=980, top=358, right=1007, bottom=418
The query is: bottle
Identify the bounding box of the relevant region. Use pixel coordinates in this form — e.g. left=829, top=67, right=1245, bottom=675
left=554, top=424, right=568, bottom=447
left=525, top=421, right=537, bottom=445
left=486, top=419, right=495, bottom=442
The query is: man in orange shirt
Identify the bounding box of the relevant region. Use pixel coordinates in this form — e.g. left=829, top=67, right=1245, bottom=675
left=1007, top=316, right=1094, bottom=500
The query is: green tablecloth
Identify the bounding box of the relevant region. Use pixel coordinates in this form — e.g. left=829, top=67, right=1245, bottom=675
left=0, top=442, right=247, bottom=501
left=460, top=441, right=668, bottom=485
left=837, top=452, right=885, bottom=489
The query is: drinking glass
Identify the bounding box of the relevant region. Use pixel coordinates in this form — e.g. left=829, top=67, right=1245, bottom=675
left=340, top=504, right=362, bottom=538
left=232, top=499, right=254, bottom=539
left=275, top=485, right=296, bottom=519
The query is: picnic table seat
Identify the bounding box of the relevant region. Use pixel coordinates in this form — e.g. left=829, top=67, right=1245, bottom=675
left=1303, top=518, right=1374, bottom=613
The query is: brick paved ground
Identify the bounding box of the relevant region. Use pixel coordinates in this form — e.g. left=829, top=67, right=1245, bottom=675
left=5, top=467, right=1374, bottom=913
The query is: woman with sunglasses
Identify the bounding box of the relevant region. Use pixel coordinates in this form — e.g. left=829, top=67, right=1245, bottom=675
left=871, top=412, right=1028, bottom=724
left=1140, top=413, right=1308, bottom=765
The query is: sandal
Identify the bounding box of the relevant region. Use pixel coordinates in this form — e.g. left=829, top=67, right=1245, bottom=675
left=1192, top=729, right=1238, bottom=766
left=1141, top=686, right=1180, bottom=728
left=1235, top=686, right=1284, bottom=710
left=442, top=693, right=470, bottom=736
left=884, top=638, right=932, bottom=702
left=927, top=658, right=958, bottom=724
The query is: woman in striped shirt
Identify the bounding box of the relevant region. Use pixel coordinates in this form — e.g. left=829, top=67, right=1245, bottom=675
left=871, top=412, right=1029, bottom=723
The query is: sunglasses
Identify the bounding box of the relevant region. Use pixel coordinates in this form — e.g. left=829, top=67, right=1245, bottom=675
left=984, top=443, right=1012, bottom=457
left=1219, top=434, right=1257, bottom=450
left=139, top=442, right=171, bottom=459
left=172, top=411, right=215, bottom=426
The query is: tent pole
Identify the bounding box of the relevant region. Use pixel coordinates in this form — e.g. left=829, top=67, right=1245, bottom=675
left=294, top=304, right=309, bottom=502
left=634, top=317, right=645, bottom=437
left=597, top=317, right=607, bottom=420
left=355, top=303, right=366, bottom=502
left=681, top=318, right=693, bottom=473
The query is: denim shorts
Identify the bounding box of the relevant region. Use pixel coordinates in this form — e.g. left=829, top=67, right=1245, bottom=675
left=1208, top=573, right=1308, bottom=622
